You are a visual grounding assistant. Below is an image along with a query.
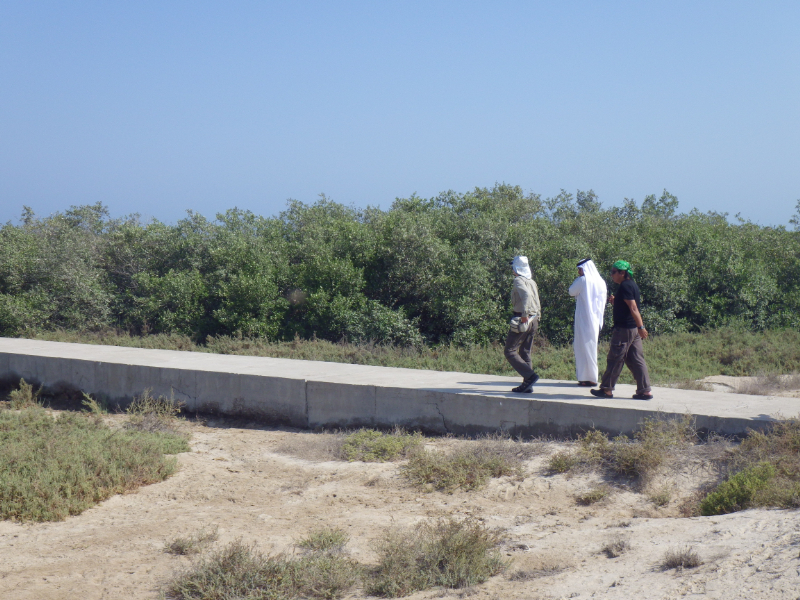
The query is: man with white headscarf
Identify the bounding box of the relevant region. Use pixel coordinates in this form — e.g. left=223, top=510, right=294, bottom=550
left=569, top=258, right=607, bottom=386
left=505, top=255, right=541, bottom=393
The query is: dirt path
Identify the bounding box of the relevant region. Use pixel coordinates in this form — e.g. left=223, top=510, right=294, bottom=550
left=1, top=417, right=799, bottom=600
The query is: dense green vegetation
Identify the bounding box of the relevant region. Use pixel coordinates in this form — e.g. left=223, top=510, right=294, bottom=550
left=2, top=186, right=799, bottom=347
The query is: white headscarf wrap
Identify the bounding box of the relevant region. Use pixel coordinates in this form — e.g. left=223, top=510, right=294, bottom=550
left=579, top=260, right=607, bottom=330
left=512, top=255, right=532, bottom=279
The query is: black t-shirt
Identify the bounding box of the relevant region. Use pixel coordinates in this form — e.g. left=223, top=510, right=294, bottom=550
left=613, top=278, right=641, bottom=328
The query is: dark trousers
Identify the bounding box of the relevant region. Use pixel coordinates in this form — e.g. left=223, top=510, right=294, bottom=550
left=600, top=327, right=652, bottom=394
left=504, top=316, right=539, bottom=378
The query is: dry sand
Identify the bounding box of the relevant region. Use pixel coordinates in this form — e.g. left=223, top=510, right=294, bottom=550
left=1, top=415, right=799, bottom=600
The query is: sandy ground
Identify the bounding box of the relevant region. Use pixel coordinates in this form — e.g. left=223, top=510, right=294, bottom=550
left=2, top=415, right=800, bottom=600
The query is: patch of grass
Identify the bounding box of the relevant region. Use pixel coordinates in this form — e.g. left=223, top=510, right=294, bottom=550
left=298, top=528, right=350, bottom=552
left=403, top=444, right=523, bottom=492
left=29, top=326, right=800, bottom=386
left=126, top=388, right=184, bottom=433
left=0, top=407, right=190, bottom=522
left=5, top=379, right=42, bottom=409
left=165, top=539, right=361, bottom=600
left=575, top=485, right=611, bottom=506
left=601, top=536, right=630, bottom=558
left=166, top=526, right=219, bottom=556
left=661, top=547, right=702, bottom=571
left=341, top=428, right=421, bottom=462
left=367, top=516, right=506, bottom=598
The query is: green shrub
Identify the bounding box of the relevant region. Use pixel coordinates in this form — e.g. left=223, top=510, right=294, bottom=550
left=5, top=379, right=42, bottom=409
left=700, top=462, right=777, bottom=515
left=367, top=517, right=506, bottom=597
left=0, top=407, right=189, bottom=521
left=340, top=428, right=421, bottom=462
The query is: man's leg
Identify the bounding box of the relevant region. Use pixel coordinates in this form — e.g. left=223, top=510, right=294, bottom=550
left=624, top=332, right=652, bottom=395
left=504, top=329, right=536, bottom=379
left=599, top=329, right=630, bottom=392
left=518, top=317, right=539, bottom=369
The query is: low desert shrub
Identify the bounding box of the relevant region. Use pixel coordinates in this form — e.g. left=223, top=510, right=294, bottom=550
left=166, top=526, right=219, bottom=556
left=549, top=415, right=696, bottom=481
left=602, top=536, right=630, bottom=558
left=126, top=388, right=184, bottom=433
left=0, top=407, right=189, bottom=521
left=661, top=547, right=702, bottom=571
left=576, top=485, right=611, bottom=506
left=367, top=517, right=506, bottom=598
left=341, top=428, right=421, bottom=462
left=404, top=445, right=522, bottom=492
left=166, top=537, right=361, bottom=600
left=5, top=379, right=42, bottom=409
left=298, top=528, right=350, bottom=552
left=648, top=485, right=672, bottom=507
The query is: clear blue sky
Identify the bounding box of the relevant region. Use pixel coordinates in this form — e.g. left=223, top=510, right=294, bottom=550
left=1, top=1, right=798, bottom=226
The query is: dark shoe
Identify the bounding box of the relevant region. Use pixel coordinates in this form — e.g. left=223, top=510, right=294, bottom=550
left=512, top=373, right=539, bottom=393
left=590, top=388, right=613, bottom=399
left=632, top=393, right=653, bottom=400
left=577, top=381, right=597, bottom=387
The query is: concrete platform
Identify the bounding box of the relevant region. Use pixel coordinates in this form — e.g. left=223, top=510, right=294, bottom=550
left=1, top=338, right=798, bottom=437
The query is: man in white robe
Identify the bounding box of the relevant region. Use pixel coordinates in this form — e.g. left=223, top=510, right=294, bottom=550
left=569, top=258, right=607, bottom=385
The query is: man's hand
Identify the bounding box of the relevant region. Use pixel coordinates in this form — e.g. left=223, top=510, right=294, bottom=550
left=609, top=294, right=615, bottom=305
left=639, top=327, right=649, bottom=340
left=520, top=316, right=529, bottom=324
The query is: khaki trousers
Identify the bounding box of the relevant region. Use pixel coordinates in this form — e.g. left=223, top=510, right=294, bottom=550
left=504, top=316, right=539, bottom=378
left=600, top=327, right=652, bottom=395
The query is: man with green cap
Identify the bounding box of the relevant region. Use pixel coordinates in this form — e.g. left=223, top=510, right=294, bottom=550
left=590, top=260, right=653, bottom=400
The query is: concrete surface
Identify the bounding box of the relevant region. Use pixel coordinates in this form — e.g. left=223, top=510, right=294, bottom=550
left=2, top=337, right=799, bottom=437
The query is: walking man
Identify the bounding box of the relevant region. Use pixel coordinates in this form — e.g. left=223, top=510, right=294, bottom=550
left=590, top=260, right=653, bottom=400
left=505, top=255, right=541, bottom=393
left=569, top=258, right=607, bottom=386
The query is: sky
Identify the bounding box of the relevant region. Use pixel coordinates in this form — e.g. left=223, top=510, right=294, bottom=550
left=1, top=1, right=798, bottom=226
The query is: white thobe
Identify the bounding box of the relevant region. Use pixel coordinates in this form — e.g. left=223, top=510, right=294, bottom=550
left=569, top=273, right=606, bottom=383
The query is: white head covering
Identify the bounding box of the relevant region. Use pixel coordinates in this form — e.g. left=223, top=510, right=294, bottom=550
left=579, top=259, right=607, bottom=330
left=511, top=255, right=532, bottom=279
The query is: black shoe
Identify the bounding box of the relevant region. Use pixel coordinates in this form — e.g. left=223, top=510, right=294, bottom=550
left=632, top=393, right=653, bottom=400
left=512, top=373, right=539, bottom=394
left=590, top=388, right=613, bottom=399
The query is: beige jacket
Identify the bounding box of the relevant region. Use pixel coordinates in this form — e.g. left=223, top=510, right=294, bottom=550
left=512, top=276, right=541, bottom=318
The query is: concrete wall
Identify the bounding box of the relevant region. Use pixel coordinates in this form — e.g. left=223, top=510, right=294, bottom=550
left=0, top=338, right=788, bottom=437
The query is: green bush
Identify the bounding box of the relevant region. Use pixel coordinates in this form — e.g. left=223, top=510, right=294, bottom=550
left=3, top=186, right=800, bottom=345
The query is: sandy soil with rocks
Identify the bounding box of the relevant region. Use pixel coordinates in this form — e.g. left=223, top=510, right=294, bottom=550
left=1, top=415, right=799, bottom=600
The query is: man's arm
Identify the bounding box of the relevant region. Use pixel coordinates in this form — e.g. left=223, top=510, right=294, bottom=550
left=623, top=299, right=648, bottom=339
